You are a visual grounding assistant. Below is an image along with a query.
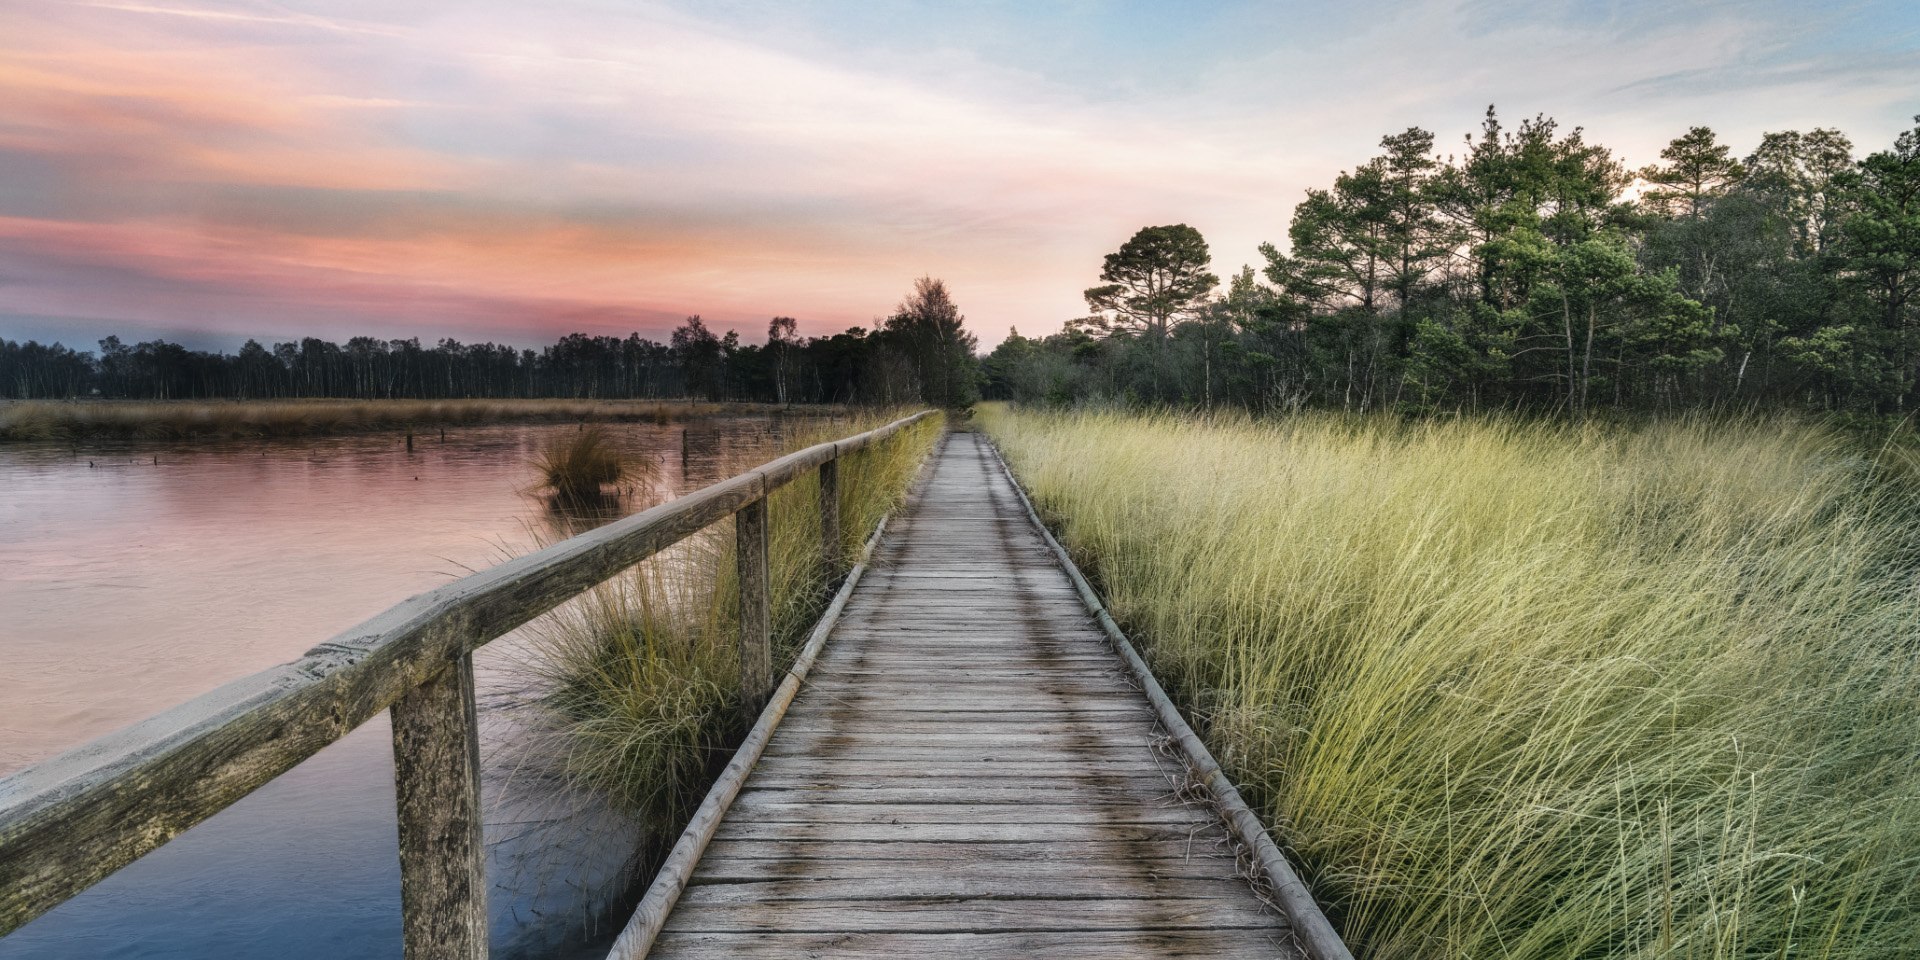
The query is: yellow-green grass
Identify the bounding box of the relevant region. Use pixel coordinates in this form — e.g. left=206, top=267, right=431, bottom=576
left=517, top=411, right=942, bottom=853
left=979, top=404, right=1920, bottom=960
left=0, top=398, right=830, bottom=442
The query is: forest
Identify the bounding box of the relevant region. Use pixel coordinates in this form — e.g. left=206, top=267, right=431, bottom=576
left=986, top=109, right=1920, bottom=415
left=0, top=278, right=978, bottom=408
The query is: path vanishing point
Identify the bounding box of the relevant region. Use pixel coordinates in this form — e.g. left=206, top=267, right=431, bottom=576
left=641, top=432, right=1309, bottom=958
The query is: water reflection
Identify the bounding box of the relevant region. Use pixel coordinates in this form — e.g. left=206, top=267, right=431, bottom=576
left=0, top=415, right=825, bottom=960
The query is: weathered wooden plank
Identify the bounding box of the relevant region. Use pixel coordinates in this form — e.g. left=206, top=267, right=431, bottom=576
left=772, top=719, right=1159, bottom=736
left=390, top=654, right=487, bottom=960
left=807, top=662, right=1129, bottom=674
left=712, top=820, right=1229, bottom=844
left=734, top=496, right=772, bottom=705
left=721, top=801, right=1201, bottom=824
left=648, top=929, right=1293, bottom=959
left=738, top=770, right=1179, bottom=788
left=698, top=839, right=1240, bottom=863
left=758, top=742, right=1163, bottom=763
left=677, top=874, right=1262, bottom=903
left=687, top=857, right=1248, bottom=884
left=766, top=731, right=1160, bottom=748
left=787, top=691, right=1144, bottom=706
left=797, top=675, right=1137, bottom=692
left=818, top=454, right=840, bottom=572
left=658, top=897, right=1278, bottom=933
left=820, top=641, right=1108, bottom=652
left=781, top=700, right=1153, bottom=715
left=738, top=769, right=1177, bottom=786
left=741, top=760, right=1175, bottom=783
left=732, top=781, right=1179, bottom=801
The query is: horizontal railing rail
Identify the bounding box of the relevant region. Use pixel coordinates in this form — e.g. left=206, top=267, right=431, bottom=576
left=0, top=410, right=935, bottom=958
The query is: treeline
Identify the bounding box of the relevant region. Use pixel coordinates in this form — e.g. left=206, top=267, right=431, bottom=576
left=2, top=278, right=979, bottom=407
left=986, top=109, right=1920, bottom=415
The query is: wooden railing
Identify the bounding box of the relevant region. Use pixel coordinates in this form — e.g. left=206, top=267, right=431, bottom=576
left=0, top=411, right=935, bottom=957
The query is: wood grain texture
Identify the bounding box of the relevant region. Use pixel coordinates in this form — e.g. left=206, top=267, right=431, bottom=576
left=645, top=432, right=1305, bottom=960
left=0, top=412, right=932, bottom=935
left=734, top=496, right=772, bottom=705
left=647, top=929, right=1294, bottom=959
left=819, top=454, right=841, bottom=573
left=390, top=654, right=487, bottom=960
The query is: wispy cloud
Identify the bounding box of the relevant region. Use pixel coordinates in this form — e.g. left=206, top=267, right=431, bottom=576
left=2, top=0, right=1916, bottom=349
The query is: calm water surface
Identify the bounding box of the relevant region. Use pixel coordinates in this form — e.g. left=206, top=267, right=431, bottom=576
left=0, top=417, right=806, bottom=959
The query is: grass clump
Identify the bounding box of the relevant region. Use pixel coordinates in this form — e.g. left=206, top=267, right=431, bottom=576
left=979, top=404, right=1920, bottom=960
left=534, top=425, right=644, bottom=506
left=518, top=411, right=941, bottom=858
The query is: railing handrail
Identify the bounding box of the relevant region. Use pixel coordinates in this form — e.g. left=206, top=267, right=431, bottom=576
left=0, top=410, right=935, bottom=947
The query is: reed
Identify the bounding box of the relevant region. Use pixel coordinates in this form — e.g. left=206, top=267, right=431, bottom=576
left=515, top=412, right=942, bottom=855
left=0, top=398, right=832, bottom=442
left=980, top=404, right=1920, bottom=960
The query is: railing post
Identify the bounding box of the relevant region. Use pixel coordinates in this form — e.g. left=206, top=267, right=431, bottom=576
left=391, top=653, right=488, bottom=960
left=735, top=494, right=772, bottom=705
left=818, top=453, right=840, bottom=575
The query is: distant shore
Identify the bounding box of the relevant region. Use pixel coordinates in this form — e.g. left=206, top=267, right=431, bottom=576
left=0, top=398, right=843, bottom=442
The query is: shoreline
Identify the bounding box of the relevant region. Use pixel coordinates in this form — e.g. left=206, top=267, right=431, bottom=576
left=0, top=398, right=847, bottom=443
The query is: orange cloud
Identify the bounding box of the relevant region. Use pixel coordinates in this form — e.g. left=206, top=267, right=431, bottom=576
left=0, top=19, right=464, bottom=191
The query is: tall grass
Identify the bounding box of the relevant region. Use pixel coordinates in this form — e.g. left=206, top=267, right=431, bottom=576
left=515, top=412, right=941, bottom=856
left=980, top=405, right=1920, bottom=960
left=0, top=398, right=826, bottom=442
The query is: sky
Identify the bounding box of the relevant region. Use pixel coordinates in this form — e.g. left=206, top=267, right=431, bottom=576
left=2, top=0, right=1917, bottom=352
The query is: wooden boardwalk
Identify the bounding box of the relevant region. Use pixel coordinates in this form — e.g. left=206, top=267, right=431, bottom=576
left=648, top=432, right=1303, bottom=959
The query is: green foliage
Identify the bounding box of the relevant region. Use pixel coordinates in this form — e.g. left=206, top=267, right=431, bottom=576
left=990, top=109, right=1920, bottom=416
left=1083, top=224, right=1220, bottom=338
left=883, top=276, right=981, bottom=408
left=1640, top=126, right=1747, bottom=218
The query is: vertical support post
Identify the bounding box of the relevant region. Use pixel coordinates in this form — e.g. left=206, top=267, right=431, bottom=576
left=391, top=653, right=488, bottom=960
left=818, top=453, right=841, bottom=575
left=736, top=495, right=773, bottom=705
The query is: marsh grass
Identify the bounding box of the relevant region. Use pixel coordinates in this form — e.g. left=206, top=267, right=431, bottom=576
left=0, top=398, right=825, bottom=442
left=513, top=412, right=941, bottom=865
left=534, top=425, right=652, bottom=508
left=980, top=404, right=1920, bottom=960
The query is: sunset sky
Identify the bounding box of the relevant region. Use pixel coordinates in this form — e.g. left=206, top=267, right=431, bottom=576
left=3, top=0, right=1917, bottom=351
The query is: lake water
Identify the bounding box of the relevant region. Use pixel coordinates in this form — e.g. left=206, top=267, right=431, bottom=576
left=0, top=417, right=809, bottom=959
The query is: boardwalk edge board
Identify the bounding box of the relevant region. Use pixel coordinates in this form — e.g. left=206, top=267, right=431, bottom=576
left=605, top=433, right=948, bottom=960
left=984, top=437, right=1358, bottom=960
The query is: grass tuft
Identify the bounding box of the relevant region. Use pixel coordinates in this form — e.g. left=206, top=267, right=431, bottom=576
left=534, top=425, right=648, bottom=506
left=980, top=404, right=1920, bottom=960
